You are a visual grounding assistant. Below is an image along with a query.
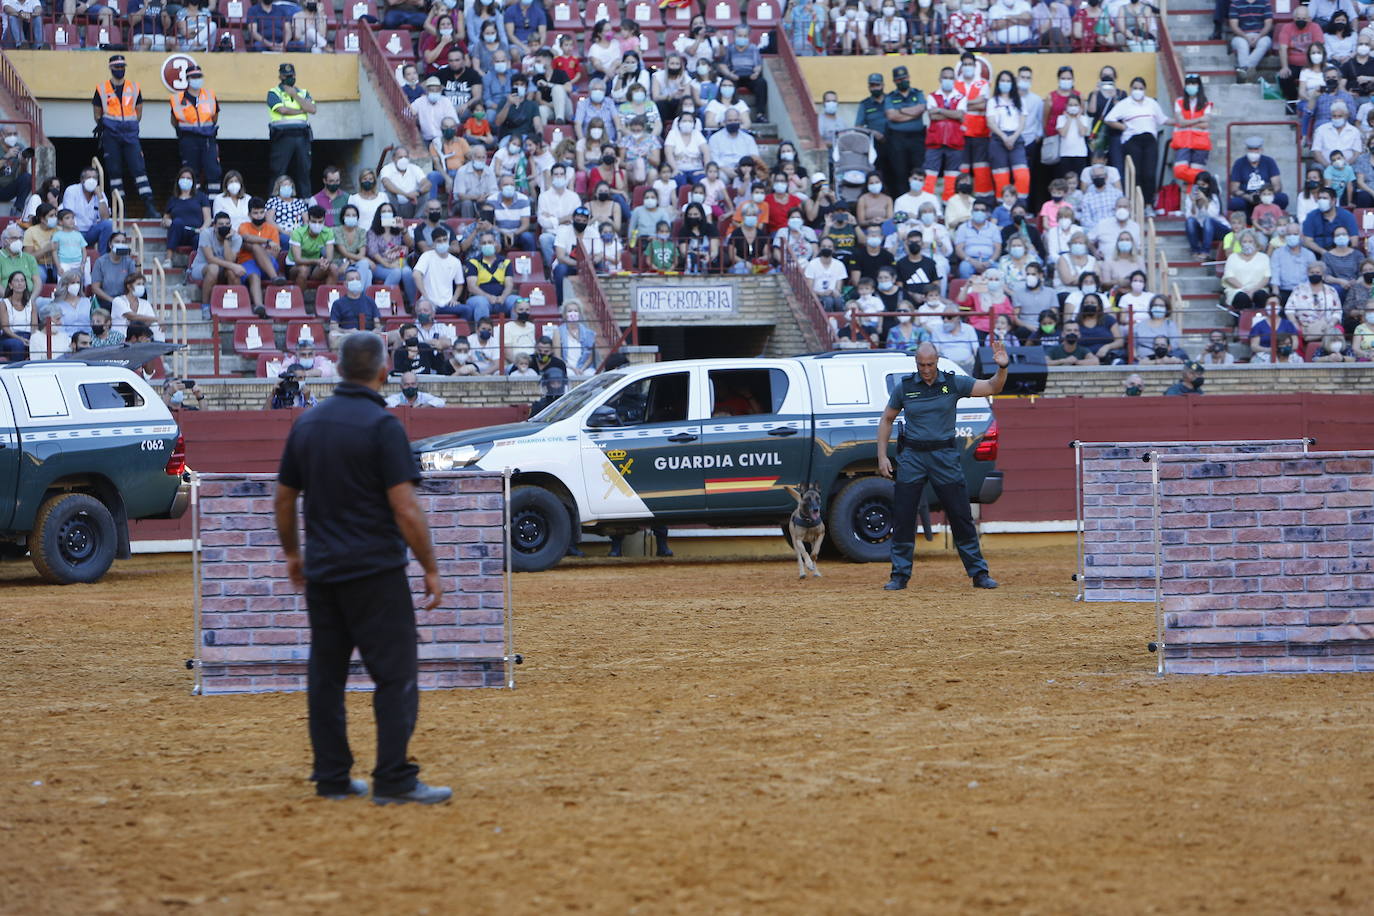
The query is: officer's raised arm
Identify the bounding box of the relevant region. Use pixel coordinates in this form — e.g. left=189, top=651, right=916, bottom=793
left=969, top=337, right=1010, bottom=398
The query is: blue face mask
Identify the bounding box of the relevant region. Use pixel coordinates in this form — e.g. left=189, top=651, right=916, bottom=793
left=346, top=279, right=363, bottom=295
left=941, top=78, right=954, bottom=93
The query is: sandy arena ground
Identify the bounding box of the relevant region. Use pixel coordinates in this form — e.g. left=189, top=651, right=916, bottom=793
left=2, top=544, right=1372, bottom=915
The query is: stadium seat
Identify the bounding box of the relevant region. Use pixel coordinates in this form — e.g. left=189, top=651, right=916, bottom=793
left=45, top=22, right=80, bottom=49
left=638, top=31, right=662, bottom=61
left=233, top=320, right=278, bottom=357
left=1354, top=208, right=1374, bottom=237
left=285, top=321, right=329, bottom=351
left=748, top=0, right=782, bottom=24
left=256, top=353, right=286, bottom=378
left=264, top=285, right=309, bottom=319
left=335, top=26, right=363, bottom=53
left=376, top=29, right=413, bottom=60
left=383, top=316, right=412, bottom=334
left=550, top=0, right=583, bottom=29
left=368, top=285, right=404, bottom=315
left=218, top=28, right=246, bottom=51
left=664, top=3, right=694, bottom=27
left=584, top=0, right=621, bottom=26
left=625, top=0, right=659, bottom=25
left=221, top=0, right=248, bottom=21
left=314, top=284, right=345, bottom=317
left=1304, top=340, right=1321, bottom=361
left=705, top=0, right=739, bottom=27
left=509, top=250, right=545, bottom=280
left=85, top=23, right=122, bottom=48
left=345, top=0, right=378, bottom=21
left=518, top=281, right=558, bottom=312
left=209, top=284, right=252, bottom=321
left=947, top=278, right=967, bottom=302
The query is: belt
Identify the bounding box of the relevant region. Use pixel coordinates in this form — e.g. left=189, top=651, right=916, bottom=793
left=900, top=437, right=956, bottom=452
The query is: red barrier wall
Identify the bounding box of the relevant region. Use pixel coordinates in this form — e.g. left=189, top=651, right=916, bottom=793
left=130, top=395, right=1374, bottom=541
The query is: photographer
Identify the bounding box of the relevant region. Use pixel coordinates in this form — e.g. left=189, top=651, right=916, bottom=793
left=164, top=376, right=207, bottom=411
left=0, top=126, right=33, bottom=216
left=266, top=370, right=317, bottom=409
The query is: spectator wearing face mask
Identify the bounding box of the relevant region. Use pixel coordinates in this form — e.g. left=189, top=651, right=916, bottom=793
left=1114, top=269, right=1154, bottom=319
left=266, top=174, right=309, bottom=235
left=931, top=310, right=981, bottom=371
left=87, top=307, right=125, bottom=349
left=89, top=232, right=138, bottom=312
left=60, top=167, right=115, bottom=253
left=1163, top=361, right=1207, bottom=395
left=574, top=79, right=623, bottom=143
left=386, top=370, right=446, bottom=407
left=286, top=341, right=337, bottom=379
left=1301, top=186, right=1357, bottom=255
left=1133, top=297, right=1184, bottom=362
left=288, top=204, right=337, bottom=291
left=496, top=76, right=544, bottom=143
left=817, top=91, right=843, bottom=145
left=1323, top=224, right=1362, bottom=290
left=1099, top=231, right=1144, bottom=291
left=664, top=115, right=711, bottom=187
left=22, top=203, right=58, bottom=283
left=413, top=227, right=469, bottom=318
left=1289, top=264, right=1344, bottom=338
left=708, top=111, right=760, bottom=181
left=804, top=242, right=848, bottom=311
left=996, top=234, right=1039, bottom=293
left=0, top=224, right=38, bottom=297
left=1269, top=222, right=1317, bottom=296
left=486, top=176, right=536, bottom=253
left=584, top=222, right=625, bottom=275
left=453, top=148, right=499, bottom=220
left=409, top=77, right=459, bottom=146
left=956, top=269, right=1015, bottom=335
left=464, top=231, right=518, bottom=319
left=1046, top=320, right=1100, bottom=366
left=465, top=317, right=499, bottom=374
left=380, top=147, right=431, bottom=220
left=1010, top=262, right=1057, bottom=334
left=110, top=271, right=162, bottom=339
left=1200, top=329, right=1238, bottom=365
left=328, top=267, right=381, bottom=349
left=953, top=202, right=1002, bottom=278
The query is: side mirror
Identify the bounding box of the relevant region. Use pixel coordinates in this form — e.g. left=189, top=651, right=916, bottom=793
left=586, top=405, right=619, bottom=428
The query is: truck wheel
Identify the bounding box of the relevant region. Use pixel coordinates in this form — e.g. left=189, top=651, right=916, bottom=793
left=28, top=493, right=118, bottom=585
left=827, top=476, right=896, bottom=564
left=509, top=485, right=571, bottom=572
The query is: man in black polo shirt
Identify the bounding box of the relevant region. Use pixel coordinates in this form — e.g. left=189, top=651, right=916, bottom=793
left=850, top=223, right=895, bottom=289
left=274, top=332, right=451, bottom=806
left=895, top=230, right=940, bottom=297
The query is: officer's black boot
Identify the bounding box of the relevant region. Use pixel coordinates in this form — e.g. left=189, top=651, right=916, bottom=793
left=607, top=536, right=623, bottom=558
left=142, top=195, right=161, bottom=219
left=655, top=535, right=672, bottom=557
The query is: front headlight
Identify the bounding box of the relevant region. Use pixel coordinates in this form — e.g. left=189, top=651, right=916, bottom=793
left=421, top=445, right=484, bottom=471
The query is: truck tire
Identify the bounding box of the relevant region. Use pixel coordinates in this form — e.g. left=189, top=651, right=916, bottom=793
left=28, top=493, right=119, bottom=585
left=509, top=485, right=571, bottom=572
left=827, top=476, right=895, bottom=564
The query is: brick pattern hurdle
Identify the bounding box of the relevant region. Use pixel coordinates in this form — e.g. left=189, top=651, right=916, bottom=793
left=1157, top=453, right=1374, bottom=675
left=1079, top=441, right=1308, bottom=602
left=195, top=471, right=509, bottom=694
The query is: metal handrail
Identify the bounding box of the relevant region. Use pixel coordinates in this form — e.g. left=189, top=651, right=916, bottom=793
left=773, top=27, right=823, bottom=154
left=0, top=47, right=46, bottom=144
left=780, top=248, right=831, bottom=351
left=357, top=26, right=424, bottom=151
left=172, top=290, right=190, bottom=379
left=131, top=223, right=145, bottom=267
left=1154, top=0, right=1187, bottom=104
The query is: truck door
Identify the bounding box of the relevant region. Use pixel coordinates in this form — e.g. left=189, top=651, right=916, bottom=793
left=0, top=380, right=18, bottom=529
left=701, top=362, right=811, bottom=512
left=580, top=368, right=705, bottom=517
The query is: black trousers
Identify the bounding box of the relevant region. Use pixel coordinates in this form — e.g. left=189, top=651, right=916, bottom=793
left=890, top=446, right=988, bottom=580
left=177, top=133, right=223, bottom=195
left=885, top=131, right=925, bottom=198
left=1124, top=133, right=1159, bottom=209
left=100, top=133, right=152, bottom=198
left=738, top=73, right=768, bottom=118
left=269, top=128, right=312, bottom=200
left=305, top=566, right=420, bottom=795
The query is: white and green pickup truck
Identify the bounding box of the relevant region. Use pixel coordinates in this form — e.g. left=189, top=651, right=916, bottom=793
left=415, top=351, right=1002, bottom=571
left=0, top=355, right=189, bottom=584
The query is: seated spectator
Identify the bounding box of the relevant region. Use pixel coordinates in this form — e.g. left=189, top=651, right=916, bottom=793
left=708, top=111, right=760, bottom=179
left=238, top=198, right=286, bottom=304
left=884, top=302, right=928, bottom=353
left=998, top=234, right=1040, bottom=293
left=462, top=101, right=495, bottom=147
left=1222, top=230, right=1273, bottom=313
left=679, top=203, right=720, bottom=274
left=0, top=269, right=34, bottom=359
left=1115, top=270, right=1154, bottom=319
left=1313, top=333, right=1357, bottom=361
left=950, top=0, right=987, bottom=50
left=1248, top=291, right=1301, bottom=353
left=398, top=64, right=424, bottom=105
left=550, top=206, right=590, bottom=303
left=1314, top=102, right=1362, bottom=170
left=644, top=220, right=682, bottom=273
left=1270, top=221, right=1317, bottom=295
left=575, top=79, right=622, bottom=143
left=1098, top=231, right=1145, bottom=293
left=60, top=168, right=114, bottom=253
left=1199, top=329, right=1237, bottom=366
left=1061, top=271, right=1102, bottom=320
left=1350, top=133, right=1374, bottom=206
left=23, top=203, right=57, bottom=283
left=285, top=340, right=336, bottom=380
left=246, top=0, right=298, bottom=53
left=110, top=272, right=161, bottom=339
left=1311, top=64, right=1357, bottom=136
left=366, top=204, right=418, bottom=307
left=628, top=188, right=671, bottom=248
left=727, top=205, right=772, bottom=274
left=953, top=201, right=1002, bottom=279
left=1352, top=305, right=1374, bottom=358
left=266, top=175, right=307, bottom=237
left=498, top=302, right=537, bottom=365
left=1227, top=0, right=1273, bottom=82
left=466, top=316, right=500, bottom=374
left=452, top=148, right=498, bottom=220
left=1011, top=261, right=1058, bottom=335
left=266, top=373, right=317, bottom=410
left=3, top=0, right=43, bottom=49
left=1343, top=257, right=1374, bottom=319
left=464, top=231, right=518, bottom=320
left=164, top=375, right=206, bottom=411
left=163, top=168, right=210, bottom=251
left=773, top=209, right=819, bottom=267
left=1251, top=330, right=1306, bottom=362
left=386, top=371, right=447, bottom=407
left=445, top=337, right=481, bottom=376
left=0, top=223, right=37, bottom=296
left=585, top=221, right=625, bottom=275
left=410, top=77, right=460, bottom=148
left=327, top=268, right=381, bottom=348
left=379, top=147, right=430, bottom=220
left=409, top=300, right=461, bottom=351
left=1228, top=136, right=1289, bottom=213
left=1076, top=295, right=1123, bottom=361
left=550, top=301, right=596, bottom=377
left=1324, top=150, right=1358, bottom=206
left=413, top=226, right=467, bottom=317
left=188, top=211, right=246, bottom=308
left=486, top=175, right=536, bottom=252
left=1090, top=198, right=1141, bottom=257
left=1288, top=263, right=1344, bottom=338
left=931, top=310, right=980, bottom=371
left=1161, top=361, right=1205, bottom=396
left=611, top=52, right=653, bottom=110
left=804, top=242, right=848, bottom=310
left=329, top=204, right=371, bottom=287
left=1046, top=319, right=1100, bottom=365
left=619, top=116, right=662, bottom=188
left=89, top=233, right=137, bottom=315
left=1324, top=226, right=1362, bottom=290
left=856, top=172, right=893, bottom=227
left=87, top=307, right=124, bottom=349
left=1134, top=296, right=1185, bottom=362
left=496, top=75, right=544, bottom=144
left=956, top=269, right=1014, bottom=335
left=988, top=0, right=1034, bottom=49
left=1301, top=185, right=1357, bottom=255
left=288, top=205, right=337, bottom=291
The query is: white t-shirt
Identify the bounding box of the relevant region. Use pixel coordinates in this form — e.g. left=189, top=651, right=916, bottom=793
left=211, top=192, right=250, bottom=227
left=804, top=256, right=847, bottom=294
left=110, top=294, right=160, bottom=334
left=347, top=192, right=386, bottom=232
left=664, top=128, right=708, bottom=172
left=988, top=0, right=1033, bottom=44
left=1056, top=112, right=1090, bottom=158
left=413, top=249, right=465, bottom=305
left=379, top=162, right=427, bottom=198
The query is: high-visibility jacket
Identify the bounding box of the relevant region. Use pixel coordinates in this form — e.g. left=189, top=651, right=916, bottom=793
left=266, top=84, right=312, bottom=128
left=171, top=87, right=218, bottom=137
left=97, top=79, right=142, bottom=138
left=955, top=78, right=989, bottom=139
left=1171, top=98, right=1212, bottom=152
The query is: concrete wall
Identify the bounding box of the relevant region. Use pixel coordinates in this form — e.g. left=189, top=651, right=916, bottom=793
left=195, top=471, right=509, bottom=694
left=1157, top=453, right=1374, bottom=675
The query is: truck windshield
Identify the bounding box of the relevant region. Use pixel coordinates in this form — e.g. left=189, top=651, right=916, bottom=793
left=530, top=372, right=625, bottom=423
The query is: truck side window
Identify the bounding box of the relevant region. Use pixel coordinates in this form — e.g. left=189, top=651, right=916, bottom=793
left=602, top=372, right=689, bottom=426
left=79, top=382, right=145, bottom=410
left=708, top=368, right=787, bottom=418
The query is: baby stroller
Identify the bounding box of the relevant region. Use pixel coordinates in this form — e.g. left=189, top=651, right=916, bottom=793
left=832, top=128, right=877, bottom=204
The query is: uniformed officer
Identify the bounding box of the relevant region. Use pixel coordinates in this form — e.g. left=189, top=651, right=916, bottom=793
left=877, top=340, right=1008, bottom=590
left=1164, top=361, right=1206, bottom=396
left=169, top=63, right=222, bottom=195
left=92, top=54, right=160, bottom=218
left=274, top=333, right=452, bottom=806
left=882, top=65, right=925, bottom=195
left=855, top=72, right=889, bottom=167
left=267, top=62, right=316, bottom=200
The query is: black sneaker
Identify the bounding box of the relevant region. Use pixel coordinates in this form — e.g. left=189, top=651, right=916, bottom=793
left=883, top=576, right=908, bottom=590
left=317, top=778, right=368, bottom=800
left=372, top=781, right=452, bottom=806
left=655, top=545, right=673, bottom=557
left=607, top=545, right=622, bottom=557
left=565, top=545, right=586, bottom=558
left=972, top=573, right=999, bottom=589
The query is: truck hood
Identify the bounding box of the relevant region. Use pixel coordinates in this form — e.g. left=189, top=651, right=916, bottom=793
left=413, top=421, right=549, bottom=452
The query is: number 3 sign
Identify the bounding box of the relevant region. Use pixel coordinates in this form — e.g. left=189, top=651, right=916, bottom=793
left=160, top=53, right=201, bottom=93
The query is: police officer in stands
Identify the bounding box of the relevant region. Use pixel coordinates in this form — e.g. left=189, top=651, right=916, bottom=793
left=267, top=62, right=316, bottom=199
left=274, top=332, right=451, bottom=806
left=883, top=65, right=925, bottom=194
left=877, top=340, right=1008, bottom=591
left=855, top=72, right=889, bottom=172
left=92, top=54, right=159, bottom=218
left=169, top=63, right=222, bottom=195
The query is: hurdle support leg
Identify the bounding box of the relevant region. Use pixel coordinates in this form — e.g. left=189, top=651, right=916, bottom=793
left=189, top=470, right=203, bottom=696
left=1148, top=452, right=1164, bottom=678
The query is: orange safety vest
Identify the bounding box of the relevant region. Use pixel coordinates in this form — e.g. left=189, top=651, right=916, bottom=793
left=956, top=78, right=989, bottom=138
left=1172, top=98, right=1212, bottom=152
left=171, top=87, right=218, bottom=135
left=98, top=79, right=140, bottom=123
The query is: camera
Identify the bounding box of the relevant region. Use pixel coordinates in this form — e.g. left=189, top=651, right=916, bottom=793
left=183, top=378, right=196, bottom=389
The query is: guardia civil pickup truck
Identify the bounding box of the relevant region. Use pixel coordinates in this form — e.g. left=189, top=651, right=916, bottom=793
left=0, top=355, right=190, bottom=584
left=416, top=351, right=1002, bottom=571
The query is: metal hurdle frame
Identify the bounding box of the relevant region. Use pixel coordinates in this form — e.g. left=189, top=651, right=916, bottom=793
left=1070, top=439, right=1313, bottom=602
left=188, top=469, right=520, bottom=695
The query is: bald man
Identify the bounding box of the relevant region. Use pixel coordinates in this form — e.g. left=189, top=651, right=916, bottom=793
left=876, top=339, right=1009, bottom=590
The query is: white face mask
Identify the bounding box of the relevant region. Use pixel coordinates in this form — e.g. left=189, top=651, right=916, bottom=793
left=1150, top=306, right=1166, bottom=319
left=1130, top=88, right=1145, bottom=101
left=67, top=282, right=81, bottom=296
left=1059, top=78, right=1074, bottom=91
left=133, top=283, right=146, bottom=298
left=227, top=180, right=242, bottom=195
left=1025, top=275, right=1040, bottom=289
left=280, top=184, right=294, bottom=199
left=867, top=182, right=883, bottom=193
left=1116, top=207, right=1130, bottom=222
left=83, top=177, right=98, bottom=193
left=396, top=157, right=410, bottom=171
left=590, top=127, right=604, bottom=140
left=6, top=239, right=19, bottom=254
left=788, top=217, right=803, bottom=230
left=1018, top=80, right=1032, bottom=93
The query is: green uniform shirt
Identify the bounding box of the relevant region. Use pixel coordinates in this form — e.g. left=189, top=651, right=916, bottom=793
left=1163, top=381, right=1202, bottom=396
left=883, top=88, right=926, bottom=135
left=854, top=96, right=889, bottom=133
left=290, top=224, right=334, bottom=260
left=886, top=370, right=976, bottom=441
